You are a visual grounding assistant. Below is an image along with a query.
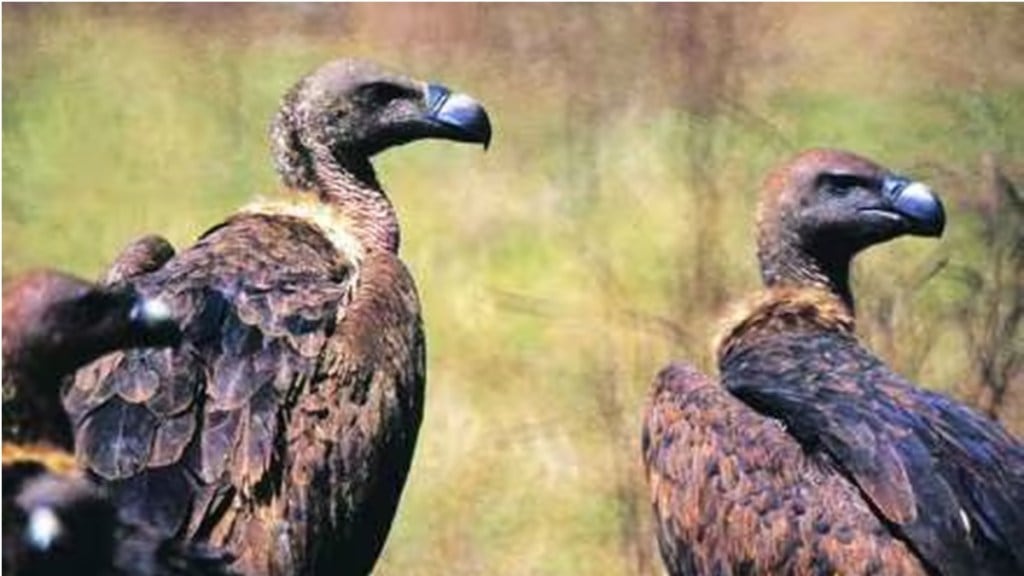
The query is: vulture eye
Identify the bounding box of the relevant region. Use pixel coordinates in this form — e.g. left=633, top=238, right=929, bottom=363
left=357, top=82, right=410, bottom=105
left=817, top=173, right=872, bottom=197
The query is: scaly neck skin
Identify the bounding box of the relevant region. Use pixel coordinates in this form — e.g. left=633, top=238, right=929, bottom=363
left=294, top=142, right=401, bottom=255
left=758, top=224, right=855, bottom=315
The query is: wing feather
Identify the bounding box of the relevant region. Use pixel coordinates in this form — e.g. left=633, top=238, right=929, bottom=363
left=107, top=463, right=196, bottom=537
left=69, top=213, right=424, bottom=573
left=103, top=234, right=176, bottom=286
left=231, top=383, right=278, bottom=491
left=199, top=408, right=243, bottom=484
left=149, top=409, right=198, bottom=468
left=144, top=347, right=201, bottom=418
left=77, top=398, right=157, bottom=480
left=724, top=329, right=1024, bottom=575
left=643, top=362, right=927, bottom=576
left=112, top=349, right=163, bottom=404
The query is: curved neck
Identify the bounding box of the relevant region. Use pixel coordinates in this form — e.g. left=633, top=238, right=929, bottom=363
left=281, top=141, right=400, bottom=255
left=758, top=228, right=855, bottom=315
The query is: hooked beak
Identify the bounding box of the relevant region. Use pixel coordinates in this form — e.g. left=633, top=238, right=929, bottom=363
left=862, top=175, right=946, bottom=237
left=425, top=83, right=492, bottom=150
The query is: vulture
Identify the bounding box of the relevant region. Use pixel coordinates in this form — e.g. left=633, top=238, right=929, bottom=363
left=66, top=59, right=491, bottom=575
left=2, top=270, right=228, bottom=575
left=642, top=149, right=1024, bottom=576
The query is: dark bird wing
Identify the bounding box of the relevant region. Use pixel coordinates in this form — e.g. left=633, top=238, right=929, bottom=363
left=104, top=234, right=177, bottom=285
left=3, top=450, right=235, bottom=576
left=724, top=329, right=1024, bottom=576
left=67, top=213, right=425, bottom=573
left=643, top=363, right=927, bottom=576
left=1, top=268, right=227, bottom=576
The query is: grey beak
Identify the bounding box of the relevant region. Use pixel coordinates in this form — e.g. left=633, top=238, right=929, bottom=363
left=883, top=176, right=946, bottom=237
left=425, top=83, right=492, bottom=149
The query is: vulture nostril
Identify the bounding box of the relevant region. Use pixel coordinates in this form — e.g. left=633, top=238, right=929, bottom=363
left=425, top=83, right=452, bottom=114
left=882, top=175, right=913, bottom=199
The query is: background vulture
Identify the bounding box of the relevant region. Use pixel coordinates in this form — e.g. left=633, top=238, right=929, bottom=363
left=3, top=270, right=179, bottom=448
left=643, top=149, right=1024, bottom=576
left=2, top=270, right=228, bottom=575
left=66, top=59, right=491, bottom=575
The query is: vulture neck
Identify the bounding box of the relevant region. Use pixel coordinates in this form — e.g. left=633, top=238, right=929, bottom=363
left=758, top=231, right=856, bottom=316
left=716, top=285, right=856, bottom=364
left=300, top=143, right=401, bottom=254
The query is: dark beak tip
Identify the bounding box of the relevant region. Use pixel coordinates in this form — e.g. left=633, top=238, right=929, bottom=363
left=915, top=198, right=946, bottom=238
left=480, top=116, right=493, bottom=151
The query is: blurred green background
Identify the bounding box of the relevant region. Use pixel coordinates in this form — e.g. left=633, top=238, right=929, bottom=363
left=4, top=4, right=1023, bottom=575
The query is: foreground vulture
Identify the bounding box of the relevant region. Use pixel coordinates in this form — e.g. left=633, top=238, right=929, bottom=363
left=2, top=270, right=228, bottom=575
left=643, top=149, right=1024, bottom=576
left=66, top=59, right=491, bottom=575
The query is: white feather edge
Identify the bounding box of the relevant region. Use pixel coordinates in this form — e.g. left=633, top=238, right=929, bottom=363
left=239, top=196, right=366, bottom=264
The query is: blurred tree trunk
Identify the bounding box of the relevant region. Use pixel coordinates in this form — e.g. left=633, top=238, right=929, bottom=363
left=554, top=9, right=658, bottom=575
left=954, top=154, right=1023, bottom=422
left=655, top=5, right=748, bottom=326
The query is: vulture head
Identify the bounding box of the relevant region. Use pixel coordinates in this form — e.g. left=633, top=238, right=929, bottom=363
left=271, top=58, right=492, bottom=189
left=756, top=148, right=945, bottom=311
left=2, top=271, right=181, bottom=381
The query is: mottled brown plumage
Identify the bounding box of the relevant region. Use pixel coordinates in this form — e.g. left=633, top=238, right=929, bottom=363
left=718, top=287, right=1024, bottom=575
left=644, top=149, right=1024, bottom=576
left=68, top=58, right=490, bottom=575
left=2, top=270, right=228, bottom=576
left=645, top=361, right=927, bottom=576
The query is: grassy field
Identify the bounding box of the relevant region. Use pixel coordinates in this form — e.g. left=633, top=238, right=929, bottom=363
left=4, top=5, right=1022, bottom=575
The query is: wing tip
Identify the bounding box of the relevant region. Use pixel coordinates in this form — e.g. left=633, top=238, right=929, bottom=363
left=654, top=362, right=713, bottom=396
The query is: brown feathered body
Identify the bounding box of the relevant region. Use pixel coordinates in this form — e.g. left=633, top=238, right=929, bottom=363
left=645, top=287, right=1024, bottom=576
left=643, top=150, right=1024, bottom=576
left=67, top=212, right=425, bottom=575
left=722, top=288, right=1023, bottom=575
left=645, top=363, right=926, bottom=576
left=66, top=59, right=490, bottom=575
